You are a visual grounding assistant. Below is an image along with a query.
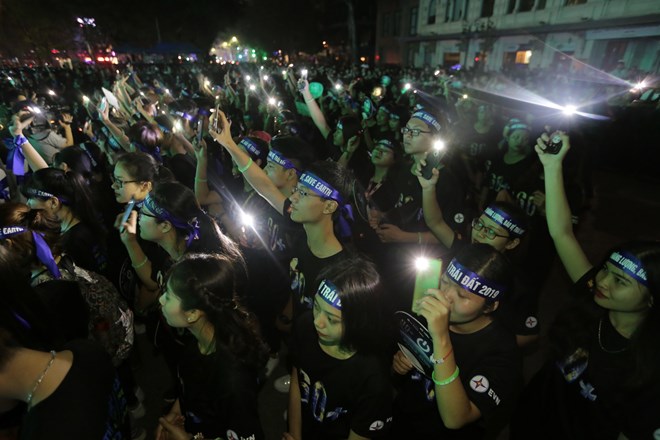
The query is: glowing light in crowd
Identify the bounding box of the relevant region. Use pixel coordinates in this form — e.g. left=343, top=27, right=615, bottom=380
left=240, top=211, right=255, bottom=227
left=433, top=140, right=445, bottom=151
left=562, top=104, right=577, bottom=116
left=48, top=90, right=56, bottom=96
left=263, top=75, right=269, bottom=81
left=268, top=97, right=277, bottom=106
left=415, top=257, right=430, bottom=271
left=335, top=83, right=342, bottom=90
left=249, top=84, right=256, bottom=91
left=246, top=75, right=251, bottom=81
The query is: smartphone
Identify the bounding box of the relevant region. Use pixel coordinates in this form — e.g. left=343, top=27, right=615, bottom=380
left=543, top=133, right=563, bottom=154
left=421, top=146, right=445, bottom=179
left=196, top=119, right=204, bottom=144
left=213, top=105, right=221, bottom=132
left=98, top=97, right=107, bottom=113
left=412, top=258, right=443, bottom=312
left=119, top=198, right=135, bottom=233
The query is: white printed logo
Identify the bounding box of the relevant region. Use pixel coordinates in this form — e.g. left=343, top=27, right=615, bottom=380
left=525, top=316, right=538, bottom=328
left=470, top=375, right=489, bottom=393
left=454, top=213, right=465, bottom=224
left=226, top=430, right=239, bottom=440
left=369, top=420, right=385, bottom=431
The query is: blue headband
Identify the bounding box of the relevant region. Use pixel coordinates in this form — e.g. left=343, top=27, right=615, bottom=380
left=143, top=195, right=200, bottom=247
left=376, top=139, right=395, bottom=151
left=609, top=251, right=648, bottom=286
left=0, top=226, right=61, bottom=278
left=483, top=205, right=526, bottom=237
left=298, top=172, right=354, bottom=238
left=24, top=188, right=69, bottom=205
left=4, top=136, right=28, bottom=176
left=411, top=110, right=442, bottom=132
left=268, top=150, right=299, bottom=173
left=317, top=279, right=342, bottom=310
left=172, top=111, right=195, bottom=122
left=446, top=259, right=506, bottom=300
left=239, top=138, right=263, bottom=158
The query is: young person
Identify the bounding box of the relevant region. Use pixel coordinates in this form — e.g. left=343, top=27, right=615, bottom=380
left=285, top=255, right=393, bottom=440
left=155, top=253, right=267, bottom=440
left=510, top=133, right=660, bottom=439
left=390, top=244, right=522, bottom=439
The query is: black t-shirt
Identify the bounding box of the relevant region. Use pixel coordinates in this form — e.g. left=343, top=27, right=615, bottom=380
left=61, top=222, right=109, bottom=279
left=20, top=340, right=128, bottom=440
left=177, top=339, right=264, bottom=440
left=164, top=152, right=196, bottom=190
left=454, top=121, right=501, bottom=174
left=292, top=312, right=393, bottom=439
left=511, top=269, right=660, bottom=439
left=483, top=153, right=537, bottom=205
left=282, top=199, right=347, bottom=316
left=392, top=321, right=522, bottom=439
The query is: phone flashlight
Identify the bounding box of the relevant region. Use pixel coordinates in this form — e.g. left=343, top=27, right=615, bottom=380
left=462, top=94, right=468, bottom=99
left=268, top=97, right=277, bottom=106
left=263, top=75, right=269, bottom=81
left=82, top=95, right=89, bottom=102
left=240, top=211, right=255, bottom=227
left=246, top=75, right=251, bottom=81
left=249, top=84, right=256, bottom=91
left=415, top=257, right=430, bottom=271
left=434, top=70, right=440, bottom=76
left=48, top=90, right=56, bottom=96
left=334, top=83, right=342, bottom=90
left=403, top=83, right=412, bottom=91
left=562, top=105, right=576, bottom=116
left=301, top=69, right=308, bottom=79
left=433, top=140, right=445, bottom=151
left=282, top=70, right=287, bottom=77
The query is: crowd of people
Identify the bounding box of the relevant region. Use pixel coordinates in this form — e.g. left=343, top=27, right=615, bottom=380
left=0, top=59, right=658, bottom=440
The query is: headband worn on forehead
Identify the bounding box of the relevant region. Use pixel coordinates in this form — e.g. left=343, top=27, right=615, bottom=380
left=317, top=279, right=342, bottom=310
left=24, top=188, right=69, bottom=205
left=143, top=195, right=200, bottom=248
left=239, top=137, right=263, bottom=158
left=0, top=226, right=61, bottom=278
left=298, top=172, right=354, bottom=238
left=483, top=205, right=525, bottom=237
left=446, top=259, right=506, bottom=300
left=411, top=110, right=442, bottom=132
left=609, top=251, right=648, bottom=286
left=268, top=150, right=299, bottom=173
left=376, top=139, right=395, bottom=151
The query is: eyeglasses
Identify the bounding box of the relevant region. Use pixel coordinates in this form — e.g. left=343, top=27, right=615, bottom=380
left=401, top=126, right=432, bottom=137
left=111, top=175, right=139, bottom=188
left=291, top=186, right=321, bottom=199
left=471, top=218, right=509, bottom=240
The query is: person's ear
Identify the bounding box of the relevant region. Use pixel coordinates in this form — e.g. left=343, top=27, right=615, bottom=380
left=504, top=237, right=521, bottom=251
left=185, top=309, right=202, bottom=324
left=161, top=220, right=173, bottom=233
left=323, top=200, right=339, bottom=215
left=483, top=301, right=499, bottom=314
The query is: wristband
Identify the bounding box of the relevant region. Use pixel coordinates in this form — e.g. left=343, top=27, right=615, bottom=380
left=13, top=135, right=28, bottom=147
left=429, top=347, right=453, bottom=365
left=238, top=158, right=252, bottom=174
left=132, top=256, right=149, bottom=269
left=432, top=366, right=460, bottom=386
left=194, top=176, right=208, bottom=182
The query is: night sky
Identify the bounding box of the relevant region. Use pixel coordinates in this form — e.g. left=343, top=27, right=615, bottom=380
left=0, top=0, right=376, bottom=58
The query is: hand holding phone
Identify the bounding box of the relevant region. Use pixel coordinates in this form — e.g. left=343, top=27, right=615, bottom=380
left=412, top=258, right=443, bottom=313
left=420, top=143, right=446, bottom=179
left=119, top=198, right=136, bottom=233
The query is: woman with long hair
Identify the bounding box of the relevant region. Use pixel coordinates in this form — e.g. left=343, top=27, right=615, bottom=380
left=510, top=133, right=660, bottom=439
left=155, top=253, right=267, bottom=440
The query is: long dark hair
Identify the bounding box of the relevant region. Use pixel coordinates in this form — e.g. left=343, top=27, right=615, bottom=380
left=166, top=253, right=267, bottom=371
left=317, top=254, right=388, bottom=355
left=0, top=202, right=61, bottom=266
left=21, top=168, right=106, bottom=238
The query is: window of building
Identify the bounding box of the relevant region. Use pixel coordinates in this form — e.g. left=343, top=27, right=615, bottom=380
left=428, top=0, right=437, bottom=24
left=410, top=7, right=418, bottom=36
left=481, top=0, right=495, bottom=17
left=507, top=0, right=516, bottom=13
left=445, top=0, right=468, bottom=22
left=515, top=50, right=533, bottom=64
left=519, top=0, right=534, bottom=12
left=565, top=0, right=587, bottom=5
left=394, top=10, right=402, bottom=35
left=537, top=0, right=546, bottom=9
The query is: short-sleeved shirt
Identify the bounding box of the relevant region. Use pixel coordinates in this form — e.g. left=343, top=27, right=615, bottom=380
left=291, top=312, right=393, bottom=439
left=392, top=320, right=522, bottom=439
left=27, top=129, right=67, bottom=164
left=177, top=340, right=264, bottom=440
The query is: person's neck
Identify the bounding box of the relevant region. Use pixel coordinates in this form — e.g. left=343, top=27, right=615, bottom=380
left=504, top=148, right=529, bottom=164
left=411, top=151, right=427, bottom=165
left=304, top=221, right=342, bottom=258
left=609, top=310, right=647, bottom=339
left=317, top=340, right=356, bottom=360
left=58, top=209, right=79, bottom=234
left=372, top=166, right=389, bottom=183
left=474, top=120, right=492, bottom=133
left=188, top=319, right=216, bottom=355
left=160, top=234, right=186, bottom=262
left=450, top=315, right=493, bottom=335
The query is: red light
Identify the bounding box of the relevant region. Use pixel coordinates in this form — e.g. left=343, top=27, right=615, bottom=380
left=474, top=56, right=480, bottom=62
left=375, top=54, right=381, bottom=61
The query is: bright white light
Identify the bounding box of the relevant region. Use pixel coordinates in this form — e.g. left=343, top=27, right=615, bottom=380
left=263, top=75, right=269, bottom=81
left=434, top=70, right=440, bottom=76
left=48, top=90, right=56, bottom=96
left=246, top=75, right=251, bottom=81
left=268, top=97, right=277, bottom=105
left=249, top=84, right=256, bottom=91
left=562, top=104, right=577, bottom=116
left=334, top=83, right=342, bottom=90
left=301, top=69, right=308, bottom=77
left=204, top=79, right=210, bottom=86
left=30, top=106, right=41, bottom=114
left=241, top=211, right=255, bottom=227
left=174, top=121, right=182, bottom=133
left=633, top=81, right=646, bottom=90
left=415, top=257, right=430, bottom=271
left=433, top=140, right=445, bottom=151
left=260, top=66, right=264, bottom=70
left=462, top=94, right=468, bottom=99
left=82, top=95, right=89, bottom=102
left=165, top=88, right=170, bottom=94
left=404, top=83, right=412, bottom=91
left=282, top=70, right=287, bottom=76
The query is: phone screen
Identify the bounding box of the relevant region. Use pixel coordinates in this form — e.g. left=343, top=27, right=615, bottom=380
left=412, top=258, right=443, bottom=312
left=421, top=149, right=444, bottom=179
left=119, top=198, right=136, bottom=233
left=196, top=119, right=204, bottom=144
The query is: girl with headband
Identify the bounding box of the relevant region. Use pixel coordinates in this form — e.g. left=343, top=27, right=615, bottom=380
left=391, top=243, right=521, bottom=439
left=155, top=253, right=267, bottom=440
left=284, top=255, right=393, bottom=440
left=510, top=133, right=660, bottom=439
left=419, top=169, right=539, bottom=346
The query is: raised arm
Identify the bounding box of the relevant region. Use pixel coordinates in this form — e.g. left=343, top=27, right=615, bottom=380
left=417, top=167, right=456, bottom=248
left=536, top=133, right=592, bottom=282
left=299, top=79, right=331, bottom=139
left=209, top=111, right=288, bottom=215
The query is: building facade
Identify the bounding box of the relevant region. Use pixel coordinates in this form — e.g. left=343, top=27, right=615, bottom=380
left=376, top=0, right=660, bottom=73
